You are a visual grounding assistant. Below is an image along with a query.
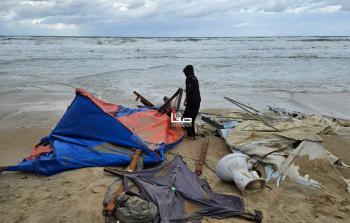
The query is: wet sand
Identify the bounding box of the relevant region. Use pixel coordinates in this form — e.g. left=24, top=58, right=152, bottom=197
left=1, top=88, right=350, bottom=129
left=1, top=92, right=350, bottom=222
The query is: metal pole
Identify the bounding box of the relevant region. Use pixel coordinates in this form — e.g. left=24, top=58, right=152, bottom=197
left=224, top=98, right=260, bottom=113
left=224, top=97, right=280, bottom=131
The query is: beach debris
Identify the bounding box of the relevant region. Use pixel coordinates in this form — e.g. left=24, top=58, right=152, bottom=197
left=0, top=166, right=9, bottom=174
left=3, top=89, right=184, bottom=175
left=200, top=111, right=257, bottom=121
left=224, top=96, right=280, bottom=131
left=115, top=192, right=158, bottom=223
left=268, top=106, right=303, bottom=118
left=225, top=97, right=260, bottom=113
left=216, top=153, right=266, bottom=195
left=201, top=115, right=225, bottom=129
left=158, top=87, right=183, bottom=113
left=103, top=154, right=144, bottom=207
left=133, top=91, right=154, bottom=107
left=274, top=140, right=323, bottom=188
left=114, top=156, right=263, bottom=222
left=195, top=137, right=210, bottom=176
left=273, top=139, right=350, bottom=191
left=218, top=107, right=350, bottom=191
left=103, top=150, right=142, bottom=217
left=218, top=129, right=230, bottom=138
left=201, top=114, right=238, bottom=128
left=197, top=124, right=217, bottom=134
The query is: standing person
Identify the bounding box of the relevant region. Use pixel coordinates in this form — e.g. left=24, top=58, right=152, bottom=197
left=183, top=65, right=201, bottom=140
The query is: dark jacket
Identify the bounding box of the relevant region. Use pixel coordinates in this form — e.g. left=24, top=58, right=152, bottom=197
left=184, top=65, right=201, bottom=105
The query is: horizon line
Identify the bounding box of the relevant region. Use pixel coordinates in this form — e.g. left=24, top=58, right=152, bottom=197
left=1, top=35, right=350, bottom=38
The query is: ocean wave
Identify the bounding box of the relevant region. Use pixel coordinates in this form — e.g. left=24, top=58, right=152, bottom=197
left=0, top=57, right=124, bottom=65
left=267, top=89, right=350, bottom=94
left=120, top=54, right=350, bottom=59
left=124, top=55, right=173, bottom=59
left=0, top=55, right=182, bottom=65
left=155, top=55, right=350, bottom=59
left=288, top=38, right=350, bottom=42
left=1, top=54, right=349, bottom=66
left=247, top=55, right=350, bottom=59
left=172, top=38, right=206, bottom=42
left=228, top=39, right=275, bottom=42
left=95, top=38, right=138, bottom=45
left=68, top=67, right=149, bottom=82
left=250, top=55, right=350, bottom=59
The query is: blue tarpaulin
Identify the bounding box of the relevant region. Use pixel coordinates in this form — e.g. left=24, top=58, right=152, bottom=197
left=5, top=89, right=184, bottom=175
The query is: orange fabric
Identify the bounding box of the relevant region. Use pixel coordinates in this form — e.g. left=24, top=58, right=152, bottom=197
left=26, top=144, right=52, bottom=160
left=117, top=110, right=184, bottom=147
left=76, top=88, right=184, bottom=148
left=76, top=88, right=120, bottom=115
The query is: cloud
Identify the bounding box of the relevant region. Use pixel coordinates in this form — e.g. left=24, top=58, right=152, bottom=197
left=311, top=5, right=342, bottom=13
left=18, top=18, right=77, bottom=30
left=235, top=22, right=251, bottom=28
left=286, top=7, right=308, bottom=14
left=0, top=0, right=349, bottom=35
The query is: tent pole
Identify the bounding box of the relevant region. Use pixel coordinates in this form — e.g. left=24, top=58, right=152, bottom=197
left=133, top=91, right=155, bottom=107
left=224, top=96, right=280, bottom=131
left=158, top=88, right=183, bottom=113
left=103, top=149, right=142, bottom=216
left=195, top=137, right=210, bottom=176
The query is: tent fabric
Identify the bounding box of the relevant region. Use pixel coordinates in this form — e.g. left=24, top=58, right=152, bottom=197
left=122, top=156, right=262, bottom=223
left=5, top=89, right=184, bottom=175
left=116, top=106, right=150, bottom=118
left=118, top=109, right=184, bottom=147
left=77, top=88, right=120, bottom=115
left=26, top=143, right=52, bottom=160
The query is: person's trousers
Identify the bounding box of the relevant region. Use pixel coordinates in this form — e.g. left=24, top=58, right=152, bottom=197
left=183, top=102, right=200, bottom=137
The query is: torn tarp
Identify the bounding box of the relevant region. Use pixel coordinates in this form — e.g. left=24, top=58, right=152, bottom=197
left=220, top=110, right=350, bottom=191
left=4, top=89, right=184, bottom=175
left=121, top=156, right=262, bottom=223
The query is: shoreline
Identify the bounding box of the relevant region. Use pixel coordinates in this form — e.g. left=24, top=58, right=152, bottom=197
left=1, top=88, right=349, bottom=129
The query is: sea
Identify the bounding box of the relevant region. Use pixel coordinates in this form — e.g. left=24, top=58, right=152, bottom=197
left=1, top=36, right=350, bottom=110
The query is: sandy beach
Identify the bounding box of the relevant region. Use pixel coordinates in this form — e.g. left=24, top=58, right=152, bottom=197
left=1, top=0, right=350, bottom=220
left=1, top=91, right=350, bottom=222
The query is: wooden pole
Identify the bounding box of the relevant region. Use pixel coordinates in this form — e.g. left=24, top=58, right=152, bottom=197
left=158, top=88, right=183, bottom=113
left=195, top=137, right=210, bottom=176
left=133, top=91, right=154, bottom=107
left=103, top=149, right=142, bottom=216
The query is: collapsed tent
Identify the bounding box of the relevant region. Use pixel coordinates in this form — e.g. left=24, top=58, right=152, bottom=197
left=120, top=156, right=263, bottom=222
left=4, top=89, right=184, bottom=175
left=217, top=110, right=350, bottom=190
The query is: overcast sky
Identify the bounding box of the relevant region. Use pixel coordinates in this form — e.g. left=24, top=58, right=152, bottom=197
left=0, top=0, right=349, bottom=36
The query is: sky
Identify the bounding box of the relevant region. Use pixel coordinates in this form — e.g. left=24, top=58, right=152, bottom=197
left=0, top=0, right=350, bottom=36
